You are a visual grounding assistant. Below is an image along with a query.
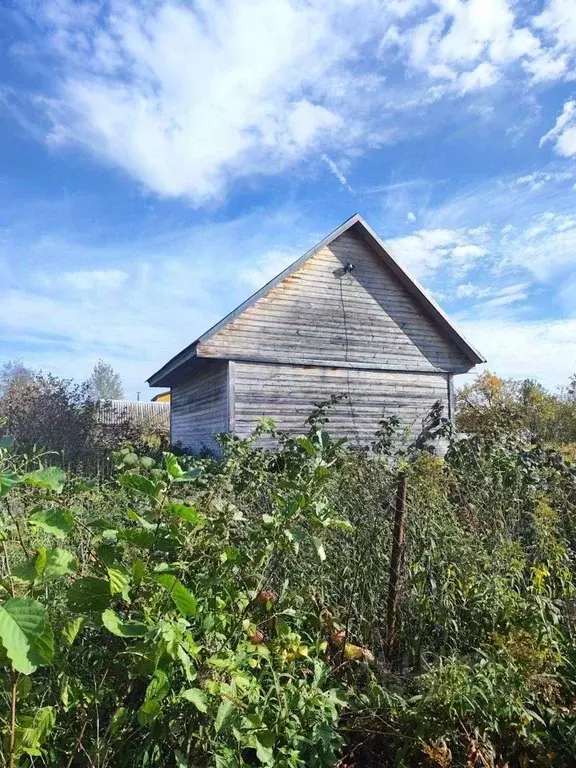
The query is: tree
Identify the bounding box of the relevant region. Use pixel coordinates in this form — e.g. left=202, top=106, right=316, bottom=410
left=567, top=374, right=576, bottom=402
left=0, top=359, right=34, bottom=397
left=85, top=359, right=124, bottom=401
left=456, top=371, right=576, bottom=445
left=456, top=371, right=523, bottom=436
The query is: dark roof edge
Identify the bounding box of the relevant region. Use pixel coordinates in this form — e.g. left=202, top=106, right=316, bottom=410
left=147, top=344, right=198, bottom=387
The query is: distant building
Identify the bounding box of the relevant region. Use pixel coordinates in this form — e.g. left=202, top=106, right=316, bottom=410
left=151, top=391, right=171, bottom=403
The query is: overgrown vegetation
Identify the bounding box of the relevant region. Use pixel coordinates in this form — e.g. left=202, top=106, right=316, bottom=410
left=457, top=370, right=576, bottom=450
left=0, top=368, right=169, bottom=475
left=1, top=394, right=576, bottom=767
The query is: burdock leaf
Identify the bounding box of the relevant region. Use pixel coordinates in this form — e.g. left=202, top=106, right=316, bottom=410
left=28, top=508, right=74, bottom=539
left=0, top=598, right=49, bottom=674
left=67, top=577, right=111, bottom=612
left=24, top=467, right=66, bottom=494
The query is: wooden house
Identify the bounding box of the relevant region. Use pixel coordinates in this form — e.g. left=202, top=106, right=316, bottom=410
left=147, top=215, right=485, bottom=452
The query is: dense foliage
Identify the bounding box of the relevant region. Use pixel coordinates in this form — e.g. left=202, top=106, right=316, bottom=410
left=2, top=405, right=576, bottom=767
left=0, top=370, right=169, bottom=475
left=457, top=371, right=576, bottom=450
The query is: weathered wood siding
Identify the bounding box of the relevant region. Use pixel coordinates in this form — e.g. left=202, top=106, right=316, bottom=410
left=198, top=230, right=471, bottom=374
left=170, top=360, right=228, bottom=452
left=232, top=361, right=450, bottom=447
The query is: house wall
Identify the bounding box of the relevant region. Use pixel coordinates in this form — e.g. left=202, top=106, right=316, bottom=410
left=198, top=229, right=471, bottom=374
left=232, top=361, right=451, bottom=448
left=170, top=360, right=229, bottom=452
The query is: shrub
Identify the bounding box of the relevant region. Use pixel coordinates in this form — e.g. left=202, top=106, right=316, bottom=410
left=2, top=411, right=576, bottom=766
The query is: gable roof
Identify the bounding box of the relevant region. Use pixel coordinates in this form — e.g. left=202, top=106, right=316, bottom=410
left=148, top=214, right=485, bottom=387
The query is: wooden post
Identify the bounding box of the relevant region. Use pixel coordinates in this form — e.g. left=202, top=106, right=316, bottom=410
left=386, top=471, right=407, bottom=661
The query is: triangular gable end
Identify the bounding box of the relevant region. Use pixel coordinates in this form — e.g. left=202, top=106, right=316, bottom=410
left=148, top=215, right=485, bottom=386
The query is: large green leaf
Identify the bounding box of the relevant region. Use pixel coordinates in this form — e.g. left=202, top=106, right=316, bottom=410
left=22, top=706, right=56, bottom=754
left=0, top=598, right=49, bottom=674
left=163, top=453, right=184, bottom=479
left=101, top=609, right=148, bottom=638
left=137, top=698, right=161, bottom=726
left=155, top=574, right=197, bottom=616
left=180, top=687, right=208, bottom=713
left=67, top=577, right=111, bottom=612
left=13, top=559, right=38, bottom=583
left=146, top=669, right=170, bottom=701
left=0, top=471, right=21, bottom=497
left=165, top=503, right=202, bottom=525
left=254, top=731, right=276, bottom=765
left=43, top=549, right=78, bottom=580
left=62, top=617, right=84, bottom=646
left=119, top=473, right=158, bottom=497
left=215, top=699, right=236, bottom=733
left=118, top=529, right=155, bottom=549
left=28, top=508, right=74, bottom=539
left=24, top=467, right=66, bottom=494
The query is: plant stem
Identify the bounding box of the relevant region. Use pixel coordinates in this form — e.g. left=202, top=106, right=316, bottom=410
left=4, top=501, right=30, bottom=560
left=1, top=540, right=15, bottom=597
left=9, top=672, right=19, bottom=768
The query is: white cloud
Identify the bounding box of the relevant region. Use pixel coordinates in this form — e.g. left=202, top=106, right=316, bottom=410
left=459, top=316, right=576, bottom=389
left=62, top=268, right=128, bottom=292
left=513, top=170, right=573, bottom=190
left=12, top=0, right=575, bottom=204
left=533, top=0, right=576, bottom=50
left=480, top=282, right=530, bottom=308
left=236, top=249, right=297, bottom=288
left=455, top=282, right=490, bottom=299
left=35, top=0, right=426, bottom=204
left=458, top=62, right=500, bottom=93
left=406, top=211, right=416, bottom=223
left=523, top=50, right=569, bottom=82
left=455, top=281, right=529, bottom=305
left=452, top=244, right=487, bottom=260
left=540, top=99, right=576, bottom=158
left=386, top=226, right=490, bottom=280
left=321, top=154, right=353, bottom=191
left=505, top=211, right=576, bottom=279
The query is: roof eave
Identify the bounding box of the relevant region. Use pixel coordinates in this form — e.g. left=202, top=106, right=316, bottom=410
left=147, top=344, right=198, bottom=387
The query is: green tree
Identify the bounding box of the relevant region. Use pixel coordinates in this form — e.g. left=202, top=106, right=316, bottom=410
left=456, top=371, right=523, bottom=436
left=85, top=359, right=124, bottom=401
left=457, top=371, right=576, bottom=446
left=0, top=359, right=34, bottom=397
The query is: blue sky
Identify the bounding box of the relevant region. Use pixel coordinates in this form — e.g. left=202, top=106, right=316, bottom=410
left=1, top=0, right=575, bottom=398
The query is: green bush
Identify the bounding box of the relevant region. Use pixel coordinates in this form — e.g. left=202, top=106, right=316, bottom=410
left=1, top=412, right=576, bottom=767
